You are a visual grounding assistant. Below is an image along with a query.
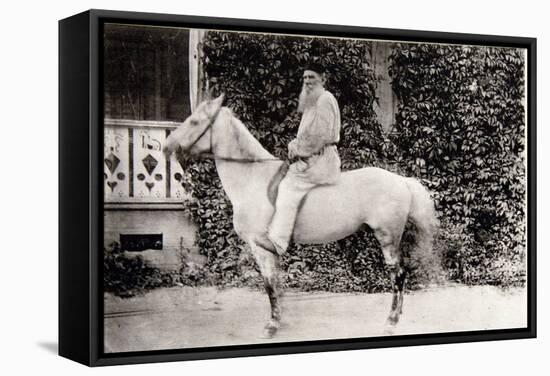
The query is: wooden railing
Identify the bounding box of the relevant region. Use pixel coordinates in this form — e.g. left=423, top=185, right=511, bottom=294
left=104, top=118, right=190, bottom=208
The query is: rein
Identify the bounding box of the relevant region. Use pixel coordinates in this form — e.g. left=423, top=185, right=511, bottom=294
left=185, top=106, right=280, bottom=164
left=201, top=153, right=281, bottom=163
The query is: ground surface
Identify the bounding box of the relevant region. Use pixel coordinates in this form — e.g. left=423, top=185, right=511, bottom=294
left=104, top=284, right=527, bottom=353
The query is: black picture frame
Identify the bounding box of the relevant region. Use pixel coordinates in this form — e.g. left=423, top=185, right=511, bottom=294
left=59, top=9, right=537, bottom=367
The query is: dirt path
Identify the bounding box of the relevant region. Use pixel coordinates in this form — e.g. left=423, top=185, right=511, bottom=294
left=104, top=284, right=527, bottom=353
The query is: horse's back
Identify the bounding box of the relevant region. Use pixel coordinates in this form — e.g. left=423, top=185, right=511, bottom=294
left=293, top=166, right=412, bottom=243
left=309, top=166, right=407, bottom=200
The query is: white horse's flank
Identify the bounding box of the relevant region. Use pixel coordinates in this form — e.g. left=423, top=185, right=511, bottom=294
left=164, top=95, right=438, bottom=337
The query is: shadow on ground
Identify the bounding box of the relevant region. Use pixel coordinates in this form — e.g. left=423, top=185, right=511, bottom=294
left=37, top=342, right=58, bottom=355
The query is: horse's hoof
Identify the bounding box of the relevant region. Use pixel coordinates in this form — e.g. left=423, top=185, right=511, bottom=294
left=261, top=320, right=280, bottom=339
left=383, top=316, right=400, bottom=335
left=385, top=315, right=400, bottom=327
left=261, top=325, right=278, bottom=339
left=383, top=325, right=395, bottom=335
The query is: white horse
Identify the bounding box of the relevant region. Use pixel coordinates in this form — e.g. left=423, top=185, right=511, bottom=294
left=164, top=95, right=438, bottom=337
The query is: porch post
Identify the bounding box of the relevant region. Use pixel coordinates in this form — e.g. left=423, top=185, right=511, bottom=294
left=189, top=29, right=207, bottom=112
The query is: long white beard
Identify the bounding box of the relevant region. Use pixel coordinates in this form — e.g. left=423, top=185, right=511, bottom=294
left=298, top=85, right=324, bottom=113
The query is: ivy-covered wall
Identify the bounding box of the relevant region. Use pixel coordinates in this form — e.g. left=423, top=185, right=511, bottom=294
left=178, top=33, right=526, bottom=291
left=388, top=44, right=526, bottom=285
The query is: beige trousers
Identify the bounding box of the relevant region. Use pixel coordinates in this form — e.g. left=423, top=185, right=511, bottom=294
left=267, top=160, right=317, bottom=255
left=267, top=146, right=341, bottom=255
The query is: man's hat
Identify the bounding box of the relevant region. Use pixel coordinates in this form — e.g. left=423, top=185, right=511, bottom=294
left=303, top=61, right=326, bottom=75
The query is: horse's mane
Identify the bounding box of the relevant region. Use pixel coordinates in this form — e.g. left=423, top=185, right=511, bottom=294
left=219, top=107, right=277, bottom=161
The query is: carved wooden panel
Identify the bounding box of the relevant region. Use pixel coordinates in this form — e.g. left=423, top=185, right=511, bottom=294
left=169, top=150, right=188, bottom=200
left=132, top=128, right=167, bottom=199
left=104, top=120, right=186, bottom=203
left=104, top=126, right=130, bottom=200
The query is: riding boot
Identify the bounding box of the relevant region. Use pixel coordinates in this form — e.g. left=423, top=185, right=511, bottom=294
left=254, top=234, right=278, bottom=255
left=267, top=232, right=288, bottom=256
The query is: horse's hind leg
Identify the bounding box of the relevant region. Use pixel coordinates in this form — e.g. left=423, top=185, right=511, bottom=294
left=249, top=242, right=282, bottom=338
left=374, top=227, right=406, bottom=326
left=387, top=259, right=406, bottom=325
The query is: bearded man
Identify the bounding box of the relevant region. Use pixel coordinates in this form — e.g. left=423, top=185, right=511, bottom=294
left=261, top=62, right=342, bottom=255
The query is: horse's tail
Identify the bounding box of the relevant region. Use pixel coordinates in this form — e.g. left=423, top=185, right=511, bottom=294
left=405, top=178, right=438, bottom=257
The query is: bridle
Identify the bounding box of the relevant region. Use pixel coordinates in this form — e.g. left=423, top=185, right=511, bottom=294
left=185, top=105, right=222, bottom=153
left=182, top=106, right=281, bottom=163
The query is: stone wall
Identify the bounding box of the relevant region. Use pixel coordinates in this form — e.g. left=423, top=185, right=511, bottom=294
left=104, top=209, right=198, bottom=271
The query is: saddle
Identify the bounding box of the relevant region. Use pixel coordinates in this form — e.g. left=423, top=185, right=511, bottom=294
left=267, top=161, right=290, bottom=205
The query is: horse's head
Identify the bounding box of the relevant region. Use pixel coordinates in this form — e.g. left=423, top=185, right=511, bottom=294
left=163, top=94, right=225, bottom=157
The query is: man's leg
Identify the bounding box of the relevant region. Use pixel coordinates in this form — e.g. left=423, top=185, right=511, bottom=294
left=267, top=170, right=315, bottom=255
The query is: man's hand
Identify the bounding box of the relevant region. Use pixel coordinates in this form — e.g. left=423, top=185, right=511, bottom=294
left=288, top=139, right=298, bottom=159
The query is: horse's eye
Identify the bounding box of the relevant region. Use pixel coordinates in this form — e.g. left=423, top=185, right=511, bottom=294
left=190, top=119, right=199, bottom=126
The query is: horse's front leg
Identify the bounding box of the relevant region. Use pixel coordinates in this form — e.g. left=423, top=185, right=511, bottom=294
left=249, top=241, right=282, bottom=338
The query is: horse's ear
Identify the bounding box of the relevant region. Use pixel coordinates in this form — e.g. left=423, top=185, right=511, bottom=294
left=205, top=86, right=215, bottom=101
left=208, top=93, right=225, bottom=114
left=202, top=93, right=224, bottom=118
left=212, top=93, right=225, bottom=107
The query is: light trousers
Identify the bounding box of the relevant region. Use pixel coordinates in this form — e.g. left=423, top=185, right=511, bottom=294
left=267, top=160, right=317, bottom=254
left=268, top=146, right=341, bottom=255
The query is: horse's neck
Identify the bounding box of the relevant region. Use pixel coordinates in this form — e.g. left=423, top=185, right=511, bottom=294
left=212, top=109, right=281, bottom=205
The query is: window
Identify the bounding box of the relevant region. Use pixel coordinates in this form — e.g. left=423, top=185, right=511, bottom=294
left=104, top=24, right=191, bottom=121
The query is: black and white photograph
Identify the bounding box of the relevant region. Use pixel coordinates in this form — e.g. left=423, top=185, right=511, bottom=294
left=3, top=0, right=548, bottom=374
left=101, top=20, right=530, bottom=353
